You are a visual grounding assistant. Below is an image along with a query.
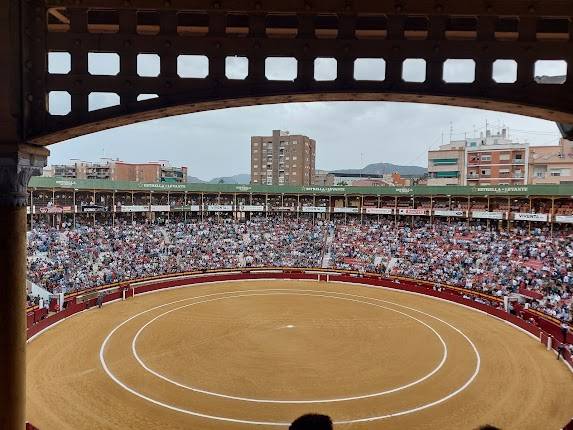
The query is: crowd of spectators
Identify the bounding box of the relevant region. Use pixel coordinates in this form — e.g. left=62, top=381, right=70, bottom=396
left=27, top=216, right=572, bottom=322
left=27, top=217, right=325, bottom=294
left=329, top=220, right=572, bottom=321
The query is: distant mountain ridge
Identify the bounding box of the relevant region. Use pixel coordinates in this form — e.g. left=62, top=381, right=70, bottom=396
left=186, top=176, right=205, bottom=183
left=187, top=163, right=426, bottom=184
left=186, top=174, right=250, bottom=184
left=208, top=174, right=251, bottom=184
left=332, top=162, right=427, bottom=177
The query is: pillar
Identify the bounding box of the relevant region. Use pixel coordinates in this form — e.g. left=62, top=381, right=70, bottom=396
left=0, top=144, right=47, bottom=429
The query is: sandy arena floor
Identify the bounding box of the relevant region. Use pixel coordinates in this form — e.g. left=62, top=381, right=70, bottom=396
left=27, top=280, right=573, bottom=430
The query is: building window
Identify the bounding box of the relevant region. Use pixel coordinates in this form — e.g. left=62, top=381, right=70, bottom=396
left=499, top=153, right=510, bottom=161
left=481, top=155, right=491, bottom=161
left=481, top=169, right=490, bottom=175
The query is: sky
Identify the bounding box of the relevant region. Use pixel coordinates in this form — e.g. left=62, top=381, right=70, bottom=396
left=46, top=53, right=566, bottom=180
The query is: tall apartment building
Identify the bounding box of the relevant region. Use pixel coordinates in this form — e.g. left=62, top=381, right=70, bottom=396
left=251, top=130, right=316, bottom=186
left=427, top=141, right=466, bottom=186
left=44, top=160, right=188, bottom=183
left=428, top=129, right=528, bottom=186
left=529, top=138, right=573, bottom=184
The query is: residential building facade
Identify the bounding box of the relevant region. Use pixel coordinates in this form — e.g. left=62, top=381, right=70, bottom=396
left=250, top=130, right=316, bottom=186
left=428, top=129, right=529, bottom=186
left=427, top=142, right=466, bottom=186
left=529, top=138, right=573, bottom=184
left=313, top=169, right=330, bottom=186
left=43, top=160, right=188, bottom=183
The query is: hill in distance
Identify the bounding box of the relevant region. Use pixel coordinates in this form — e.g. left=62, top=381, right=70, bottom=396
left=208, top=174, right=251, bottom=184
left=332, top=162, right=427, bottom=177
left=187, top=163, right=426, bottom=184
left=186, top=176, right=205, bottom=183
left=186, top=174, right=250, bottom=184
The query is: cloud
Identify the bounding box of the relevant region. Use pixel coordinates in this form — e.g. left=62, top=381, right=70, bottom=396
left=48, top=101, right=561, bottom=180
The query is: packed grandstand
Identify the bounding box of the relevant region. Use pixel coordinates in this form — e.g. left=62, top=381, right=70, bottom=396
left=27, top=215, right=572, bottom=323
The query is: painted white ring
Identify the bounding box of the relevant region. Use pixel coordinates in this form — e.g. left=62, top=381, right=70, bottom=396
left=99, top=285, right=481, bottom=426
left=131, top=291, right=448, bottom=403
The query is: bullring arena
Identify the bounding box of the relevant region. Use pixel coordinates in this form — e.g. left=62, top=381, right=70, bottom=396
left=27, top=273, right=573, bottom=430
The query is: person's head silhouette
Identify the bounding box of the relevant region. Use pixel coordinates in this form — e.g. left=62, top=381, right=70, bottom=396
left=290, top=414, right=333, bottom=430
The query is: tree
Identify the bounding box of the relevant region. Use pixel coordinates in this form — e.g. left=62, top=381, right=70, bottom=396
left=218, top=179, right=225, bottom=184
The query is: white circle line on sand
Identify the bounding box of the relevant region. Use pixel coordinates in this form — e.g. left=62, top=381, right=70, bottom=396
left=99, top=285, right=481, bottom=426
left=131, top=291, right=448, bottom=403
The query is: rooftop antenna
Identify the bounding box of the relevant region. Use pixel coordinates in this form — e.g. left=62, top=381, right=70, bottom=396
left=449, top=122, right=453, bottom=142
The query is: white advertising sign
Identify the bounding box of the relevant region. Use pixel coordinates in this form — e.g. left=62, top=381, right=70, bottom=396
left=471, top=211, right=504, bottom=220
left=120, top=205, right=148, bottom=213
left=274, top=206, right=296, bottom=212
left=150, top=205, right=171, bottom=212
left=513, top=213, right=548, bottom=222
left=333, top=207, right=359, bottom=214
left=555, top=215, right=573, bottom=224
left=398, top=208, right=428, bottom=216
left=364, top=207, right=394, bottom=215
left=301, top=206, right=327, bottom=213
left=207, top=205, right=233, bottom=212
left=433, top=210, right=467, bottom=217
left=240, top=205, right=265, bottom=212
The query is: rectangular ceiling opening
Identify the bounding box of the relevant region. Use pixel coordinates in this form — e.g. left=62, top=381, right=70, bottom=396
left=137, top=11, right=160, bottom=35
left=177, top=12, right=209, bottom=36
left=315, top=15, right=339, bottom=39
left=266, top=14, right=298, bottom=38
left=355, top=15, right=387, bottom=39
left=87, top=9, right=119, bottom=34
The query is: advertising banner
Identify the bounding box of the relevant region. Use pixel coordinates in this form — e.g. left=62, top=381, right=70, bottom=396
left=82, top=205, right=107, bottom=213
left=433, top=210, right=467, bottom=217
left=150, top=205, right=171, bottom=212
left=172, top=205, right=201, bottom=211
left=513, top=213, right=548, bottom=222
left=398, top=208, right=428, bottom=216
left=273, top=206, right=296, bottom=212
left=207, top=205, right=233, bottom=212
left=555, top=215, right=573, bottom=224
left=364, top=207, right=394, bottom=215
left=239, top=205, right=265, bottom=212
left=120, top=205, right=148, bottom=213
left=333, top=207, right=359, bottom=214
left=38, top=206, right=74, bottom=214
left=471, top=211, right=504, bottom=220
left=301, top=206, right=327, bottom=213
